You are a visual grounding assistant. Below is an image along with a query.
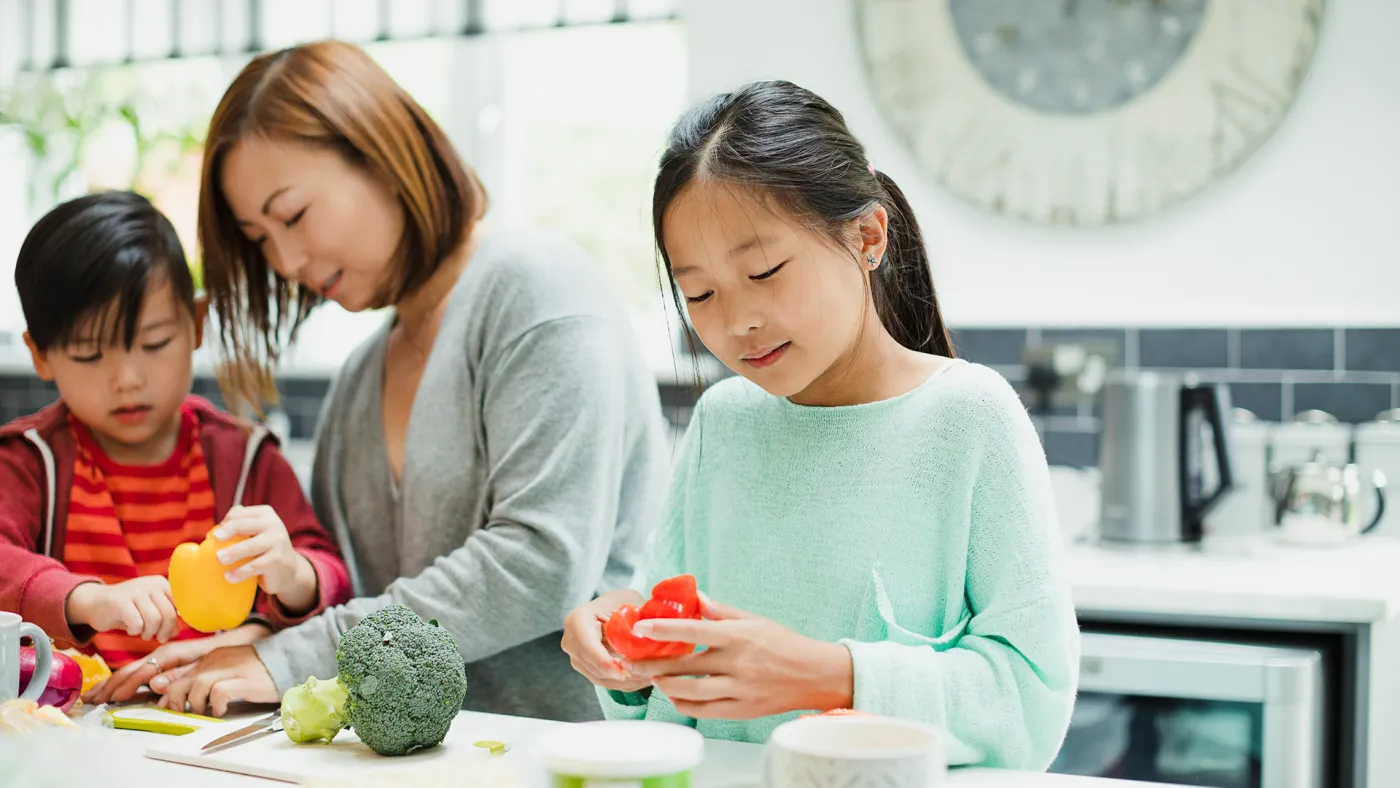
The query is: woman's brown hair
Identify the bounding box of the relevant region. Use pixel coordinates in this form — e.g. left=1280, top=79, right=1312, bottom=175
left=199, top=39, right=487, bottom=410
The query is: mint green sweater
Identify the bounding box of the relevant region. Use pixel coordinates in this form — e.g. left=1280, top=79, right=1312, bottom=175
left=598, top=362, right=1080, bottom=770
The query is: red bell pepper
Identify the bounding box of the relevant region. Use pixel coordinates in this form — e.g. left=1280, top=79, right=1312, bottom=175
left=604, top=574, right=702, bottom=661
left=800, top=708, right=871, bottom=720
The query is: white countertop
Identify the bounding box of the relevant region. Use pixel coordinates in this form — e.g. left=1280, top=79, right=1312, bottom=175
left=17, top=710, right=1160, bottom=788
left=1068, top=533, right=1400, bottom=625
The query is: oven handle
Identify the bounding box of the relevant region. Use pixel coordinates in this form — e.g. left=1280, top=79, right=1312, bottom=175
left=1078, top=632, right=1321, bottom=703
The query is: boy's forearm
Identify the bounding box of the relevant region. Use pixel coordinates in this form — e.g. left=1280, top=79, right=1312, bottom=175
left=64, top=579, right=101, bottom=627
left=216, top=621, right=273, bottom=646
left=58, top=577, right=103, bottom=645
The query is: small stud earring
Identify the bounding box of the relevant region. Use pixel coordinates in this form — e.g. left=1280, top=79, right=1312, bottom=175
left=866, top=253, right=880, bottom=269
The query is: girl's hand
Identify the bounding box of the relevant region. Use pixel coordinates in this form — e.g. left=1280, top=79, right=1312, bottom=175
left=214, top=506, right=317, bottom=613
left=86, top=622, right=271, bottom=705
left=562, top=589, right=653, bottom=693
left=631, top=596, right=855, bottom=720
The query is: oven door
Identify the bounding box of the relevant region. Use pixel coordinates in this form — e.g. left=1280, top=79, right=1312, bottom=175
left=1051, top=633, right=1325, bottom=788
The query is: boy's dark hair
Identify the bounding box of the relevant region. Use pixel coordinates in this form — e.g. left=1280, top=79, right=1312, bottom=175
left=16, top=191, right=194, bottom=353
left=653, top=79, right=955, bottom=359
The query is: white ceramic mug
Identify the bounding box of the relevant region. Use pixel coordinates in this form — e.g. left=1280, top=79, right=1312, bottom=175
left=0, top=611, right=51, bottom=703
left=764, top=715, right=947, bottom=788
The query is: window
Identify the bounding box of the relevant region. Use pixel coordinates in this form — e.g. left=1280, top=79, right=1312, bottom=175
left=0, top=10, right=690, bottom=374
left=482, top=21, right=686, bottom=306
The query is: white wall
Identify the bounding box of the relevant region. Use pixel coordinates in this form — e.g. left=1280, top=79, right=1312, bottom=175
left=682, top=0, right=1400, bottom=328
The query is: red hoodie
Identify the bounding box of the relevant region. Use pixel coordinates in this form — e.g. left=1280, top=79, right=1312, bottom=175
left=0, top=396, right=352, bottom=648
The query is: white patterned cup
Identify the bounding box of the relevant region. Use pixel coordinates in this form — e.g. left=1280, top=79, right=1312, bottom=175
left=764, top=715, right=947, bottom=788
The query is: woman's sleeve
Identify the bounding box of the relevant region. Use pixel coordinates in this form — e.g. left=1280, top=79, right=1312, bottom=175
left=597, top=403, right=701, bottom=727
left=256, top=315, right=658, bottom=692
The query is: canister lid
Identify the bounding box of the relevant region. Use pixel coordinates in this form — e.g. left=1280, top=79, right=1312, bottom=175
left=1228, top=408, right=1272, bottom=443
left=540, top=720, right=704, bottom=778
left=1356, top=410, right=1400, bottom=445
left=1272, top=410, right=1351, bottom=448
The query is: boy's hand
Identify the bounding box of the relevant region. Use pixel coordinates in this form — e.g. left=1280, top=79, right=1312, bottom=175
left=213, top=506, right=317, bottom=612
left=66, top=577, right=180, bottom=643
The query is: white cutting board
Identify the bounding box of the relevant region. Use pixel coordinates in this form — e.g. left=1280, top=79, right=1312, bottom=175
left=145, top=710, right=766, bottom=786
left=144, top=710, right=568, bottom=784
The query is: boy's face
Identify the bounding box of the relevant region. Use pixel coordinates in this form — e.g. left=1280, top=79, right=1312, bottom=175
left=25, top=278, right=205, bottom=461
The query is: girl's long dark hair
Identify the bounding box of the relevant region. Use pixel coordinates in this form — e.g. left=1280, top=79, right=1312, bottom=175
left=653, top=79, right=954, bottom=359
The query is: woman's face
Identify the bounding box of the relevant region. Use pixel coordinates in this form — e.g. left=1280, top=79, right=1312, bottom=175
left=221, top=136, right=404, bottom=312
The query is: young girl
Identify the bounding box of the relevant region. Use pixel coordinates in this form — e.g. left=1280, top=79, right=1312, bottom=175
left=561, top=80, right=1079, bottom=770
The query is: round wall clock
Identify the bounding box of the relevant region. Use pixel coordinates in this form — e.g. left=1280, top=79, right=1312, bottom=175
left=854, top=0, right=1325, bottom=225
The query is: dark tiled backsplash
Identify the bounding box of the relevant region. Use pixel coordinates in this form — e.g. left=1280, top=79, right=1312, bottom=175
left=953, top=326, right=1400, bottom=468
left=2, top=326, right=1395, bottom=469
left=1346, top=329, right=1400, bottom=372
left=1138, top=329, right=1229, bottom=369
left=1238, top=328, right=1336, bottom=371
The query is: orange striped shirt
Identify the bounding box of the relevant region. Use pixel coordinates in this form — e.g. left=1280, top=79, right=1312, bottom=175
left=64, top=406, right=215, bottom=667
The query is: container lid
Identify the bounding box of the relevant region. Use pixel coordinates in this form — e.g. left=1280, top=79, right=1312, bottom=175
left=1228, top=408, right=1273, bottom=442
left=1356, top=416, right=1400, bottom=444
left=1271, top=411, right=1352, bottom=447
left=540, top=720, right=704, bottom=778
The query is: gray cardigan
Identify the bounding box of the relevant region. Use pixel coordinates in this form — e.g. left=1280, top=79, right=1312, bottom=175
left=254, top=227, right=669, bottom=721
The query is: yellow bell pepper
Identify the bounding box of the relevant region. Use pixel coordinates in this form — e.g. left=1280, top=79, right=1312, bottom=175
left=56, top=648, right=111, bottom=695
left=168, top=530, right=258, bottom=633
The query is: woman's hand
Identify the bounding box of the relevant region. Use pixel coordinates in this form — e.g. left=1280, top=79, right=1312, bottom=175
left=86, top=623, right=272, bottom=705
left=562, top=589, right=653, bottom=693
left=215, top=506, right=318, bottom=614
left=152, top=645, right=280, bottom=717
left=631, top=596, right=854, bottom=719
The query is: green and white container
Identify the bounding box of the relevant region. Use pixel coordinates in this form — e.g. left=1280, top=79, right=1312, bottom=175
left=540, top=720, right=704, bottom=787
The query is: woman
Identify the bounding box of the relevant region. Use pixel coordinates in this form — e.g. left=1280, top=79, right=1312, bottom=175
left=96, top=40, right=668, bottom=721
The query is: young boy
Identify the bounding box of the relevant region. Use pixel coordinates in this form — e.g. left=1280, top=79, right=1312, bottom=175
left=0, top=191, right=351, bottom=679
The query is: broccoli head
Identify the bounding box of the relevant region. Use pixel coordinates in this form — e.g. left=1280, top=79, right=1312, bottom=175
left=335, top=606, right=468, bottom=756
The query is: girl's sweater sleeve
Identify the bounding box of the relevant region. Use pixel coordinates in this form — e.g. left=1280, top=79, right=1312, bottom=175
left=839, top=378, right=1081, bottom=770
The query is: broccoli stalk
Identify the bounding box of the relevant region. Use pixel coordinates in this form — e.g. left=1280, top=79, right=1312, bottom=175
left=281, top=606, right=468, bottom=757
left=280, top=676, right=350, bottom=743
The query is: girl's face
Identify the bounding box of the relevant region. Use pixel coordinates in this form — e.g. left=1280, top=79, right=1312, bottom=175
left=220, top=136, right=404, bottom=312
left=663, top=181, right=887, bottom=400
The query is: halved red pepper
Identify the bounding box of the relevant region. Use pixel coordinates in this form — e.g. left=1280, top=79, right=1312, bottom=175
left=604, top=574, right=702, bottom=661
left=800, top=708, right=871, bottom=720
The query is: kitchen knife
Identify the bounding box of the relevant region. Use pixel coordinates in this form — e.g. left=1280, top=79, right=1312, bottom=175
left=200, top=710, right=282, bottom=753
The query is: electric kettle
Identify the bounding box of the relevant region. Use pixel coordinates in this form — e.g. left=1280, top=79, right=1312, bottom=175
left=1098, top=371, right=1234, bottom=545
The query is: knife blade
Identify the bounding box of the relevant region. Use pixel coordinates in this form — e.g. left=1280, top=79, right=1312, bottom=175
left=200, top=711, right=282, bottom=753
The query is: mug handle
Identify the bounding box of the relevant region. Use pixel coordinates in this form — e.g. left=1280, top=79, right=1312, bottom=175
left=18, top=625, right=52, bottom=703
